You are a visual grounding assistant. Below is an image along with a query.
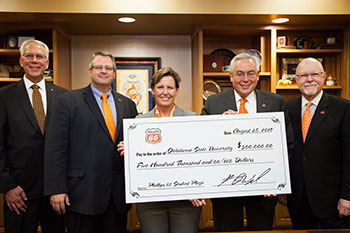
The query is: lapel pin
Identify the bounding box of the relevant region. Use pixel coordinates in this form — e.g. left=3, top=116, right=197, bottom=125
left=51, top=89, right=54, bottom=91
left=118, top=98, right=122, bottom=102
left=262, top=104, right=266, bottom=108
left=320, top=111, right=325, bottom=115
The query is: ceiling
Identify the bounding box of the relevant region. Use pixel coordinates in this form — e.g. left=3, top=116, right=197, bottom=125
left=1, top=12, right=350, bottom=35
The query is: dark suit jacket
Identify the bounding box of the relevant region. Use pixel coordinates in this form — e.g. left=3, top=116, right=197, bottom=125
left=201, top=88, right=294, bottom=210
left=286, top=93, right=350, bottom=218
left=0, top=80, right=67, bottom=199
left=44, top=85, right=138, bottom=215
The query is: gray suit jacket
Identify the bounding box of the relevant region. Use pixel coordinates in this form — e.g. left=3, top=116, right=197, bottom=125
left=137, top=105, right=197, bottom=118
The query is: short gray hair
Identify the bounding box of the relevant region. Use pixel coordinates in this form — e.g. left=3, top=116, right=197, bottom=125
left=20, top=39, right=49, bottom=58
left=229, top=53, right=260, bottom=73
left=89, top=51, right=116, bottom=70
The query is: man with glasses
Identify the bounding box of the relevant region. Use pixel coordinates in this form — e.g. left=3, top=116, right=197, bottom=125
left=44, top=51, right=138, bottom=233
left=0, top=39, right=67, bottom=233
left=201, top=52, right=293, bottom=231
left=285, top=57, right=350, bottom=229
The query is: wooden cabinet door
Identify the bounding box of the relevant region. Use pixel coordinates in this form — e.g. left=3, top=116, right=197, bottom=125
left=198, top=199, right=292, bottom=230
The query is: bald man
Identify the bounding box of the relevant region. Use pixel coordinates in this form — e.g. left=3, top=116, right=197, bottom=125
left=285, top=57, right=350, bottom=229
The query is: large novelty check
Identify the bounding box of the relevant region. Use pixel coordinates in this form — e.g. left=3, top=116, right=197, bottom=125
left=123, top=112, right=291, bottom=203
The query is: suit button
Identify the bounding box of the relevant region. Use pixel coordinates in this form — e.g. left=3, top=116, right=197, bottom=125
left=114, top=146, right=118, bottom=152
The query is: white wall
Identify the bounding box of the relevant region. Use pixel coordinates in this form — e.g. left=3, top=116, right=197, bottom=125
left=71, top=35, right=193, bottom=111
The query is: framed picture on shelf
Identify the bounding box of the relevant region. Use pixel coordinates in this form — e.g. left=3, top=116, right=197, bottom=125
left=113, top=57, right=161, bottom=114
left=277, top=36, right=287, bottom=48
left=5, top=34, right=19, bottom=49
left=4, top=34, right=36, bottom=49
left=18, top=36, right=35, bottom=47
left=281, top=57, right=323, bottom=81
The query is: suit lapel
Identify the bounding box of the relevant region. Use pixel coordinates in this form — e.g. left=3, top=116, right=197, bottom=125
left=14, top=80, right=42, bottom=134
left=45, top=81, right=55, bottom=133
left=223, top=89, right=237, bottom=111
left=148, top=108, right=156, bottom=117
left=290, top=98, right=303, bottom=145
left=256, top=90, right=269, bottom=112
left=112, top=91, right=124, bottom=143
left=83, top=86, right=113, bottom=142
left=173, top=105, right=184, bottom=116
left=304, top=93, right=329, bottom=145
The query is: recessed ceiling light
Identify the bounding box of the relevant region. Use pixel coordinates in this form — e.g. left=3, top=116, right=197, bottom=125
left=118, top=17, right=136, bottom=23
left=272, top=18, right=290, bottom=23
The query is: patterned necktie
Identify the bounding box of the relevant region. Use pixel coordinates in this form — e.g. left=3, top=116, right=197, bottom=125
left=101, top=93, right=116, bottom=142
left=32, top=84, right=45, bottom=134
left=302, top=102, right=313, bottom=142
left=239, top=98, right=248, bottom=114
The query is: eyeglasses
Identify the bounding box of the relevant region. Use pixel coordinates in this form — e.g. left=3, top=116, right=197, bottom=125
left=22, top=53, right=47, bottom=61
left=92, top=65, right=114, bottom=72
left=296, top=72, right=324, bottom=79
left=234, top=71, right=257, bottom=79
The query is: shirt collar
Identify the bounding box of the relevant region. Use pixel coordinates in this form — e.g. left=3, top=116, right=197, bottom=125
left=301, top=90, right=323, bottom=108
left=155, top=104, right=175, bottom=117
left=234, top=89, right=256, bottom=104
left=23, top=75, right=46, bottom=91
left=90, top=84, right=112, bottom=99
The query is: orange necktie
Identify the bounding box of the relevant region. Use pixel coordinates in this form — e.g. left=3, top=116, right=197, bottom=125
left=239, top=98, right=248, bottom=114
left=302, top=102, right=312, bottom=142
left=101, top=93, right=116, bottom=142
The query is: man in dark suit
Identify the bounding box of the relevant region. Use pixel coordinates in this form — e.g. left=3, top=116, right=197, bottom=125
left=0, top=39, right=66, bottom=233
left=44, top=51, right=138, bottom=233
left=285, top=57, right=350, bottom=229
left=201, top=52, right=293, bottom=231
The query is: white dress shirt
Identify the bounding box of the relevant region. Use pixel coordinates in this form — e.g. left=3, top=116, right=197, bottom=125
left=301, top=90, right=323, bottom=118
left=234, top=90, right=257, bottom=114
left=23, top=76, right=47, bottom=114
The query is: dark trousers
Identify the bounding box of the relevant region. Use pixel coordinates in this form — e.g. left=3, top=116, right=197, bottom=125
left=3, top=196, right=65, bottom=233
left=65, top=198, right=127, bottom=233
left=288, top=189, right=350, bottom=229
left=212, top=196, right=275, bottom=232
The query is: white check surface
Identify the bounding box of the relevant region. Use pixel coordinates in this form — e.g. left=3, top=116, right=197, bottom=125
left=123, top=112, right=291, bottom=203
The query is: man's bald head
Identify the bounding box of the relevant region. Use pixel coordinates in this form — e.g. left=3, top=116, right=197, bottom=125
left=295, top=58, right=326, bottom=101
